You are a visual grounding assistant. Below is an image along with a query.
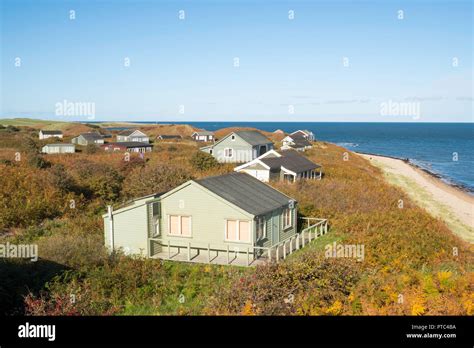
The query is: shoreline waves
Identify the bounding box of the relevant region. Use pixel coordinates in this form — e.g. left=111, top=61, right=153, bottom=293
left=357, top=152, right=474, bottom=243
left=355, top=151, right=474, bottom=195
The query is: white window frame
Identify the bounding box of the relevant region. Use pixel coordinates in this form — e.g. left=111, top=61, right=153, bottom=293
left=231, top=135, right=236, bottom=141
left=224, top=219, right=251, bottom=243
left=167, top=214, right=192, bottom=237
left=256, top=216, right=266, bottom=240
left=283, top=208, right=292, bottom=229
left=224, top=148, right=233, bottom=158
left=153, top=218, right=160, bottom=237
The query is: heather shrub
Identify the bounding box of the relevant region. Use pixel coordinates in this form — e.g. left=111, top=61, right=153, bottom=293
left=207, top=252, right=361, bottom=315
left=122, top=164, right=193, bottom=199
left=84, top=144, right=99, bottom=154
left=0, top=165, right=66, bottom=230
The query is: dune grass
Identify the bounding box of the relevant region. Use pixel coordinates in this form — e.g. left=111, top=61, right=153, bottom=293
left=369, top=158, right=474, bottom=243
left=0, top=123, right=472, bottom=316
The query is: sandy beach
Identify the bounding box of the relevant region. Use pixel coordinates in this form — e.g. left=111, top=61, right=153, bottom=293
left=358, top=153, right=474, bottom=243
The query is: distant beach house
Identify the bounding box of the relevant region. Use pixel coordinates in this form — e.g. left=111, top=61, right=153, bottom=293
left=103, top=172, right=300, bottom=266
left=71, top=133, right=104, bottom=146
left=39, top=130, right=63, bottom=140
left=291, top=129, right=315, bottom=142
left=235, top=149, right=322, bottom=182
left=101, top=142, right=152, bottom=153
left=281, top=134, right=313, bottom=152
left=200, top=130, right=274, bottom=163
left=116, top=129, right=149, bottom=143
left=41, top=143, right=75, bottom=154
left=156, top=134, right=182, bottom=141
left=192, top=131, right=214, bottom=142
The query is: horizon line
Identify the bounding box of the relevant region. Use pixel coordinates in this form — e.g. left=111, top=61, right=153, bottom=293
left=1, top=117, right=473, bottom=124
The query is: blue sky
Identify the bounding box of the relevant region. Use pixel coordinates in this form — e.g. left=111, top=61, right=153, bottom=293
left=1, top=0, right=472, bottom=122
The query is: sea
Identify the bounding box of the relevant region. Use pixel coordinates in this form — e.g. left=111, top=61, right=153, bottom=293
left=106, top=122, right=474, bottom=193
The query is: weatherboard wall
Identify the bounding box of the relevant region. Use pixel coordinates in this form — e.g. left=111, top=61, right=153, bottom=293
left=104, top=202, right=149, bottom=256
left=156, top=182, right=256, bottom=254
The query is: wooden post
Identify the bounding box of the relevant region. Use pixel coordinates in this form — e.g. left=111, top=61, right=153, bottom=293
left=246, top=248, right=249, bottom=266
left=207, top=244, right=210, bottom=263
left=276, top=246, right=279, bottom=263
left=267, top=248, right=271, bottom=262
left=308, top=230, right=312, bottom=242
left=302, top=231, right=305, bottom=247
left=226, top=245, right=230, bottom=264
left=168, top=240, right=171, bottom=259
left=283, top=242, right=286, bottom=259
left=289, top=238, right=293, bottom=254
left=187, top=242, right=191, bottom=261
left=325, top=221, right=328, bottom=234
left=296, top=234, right=300, bottom=249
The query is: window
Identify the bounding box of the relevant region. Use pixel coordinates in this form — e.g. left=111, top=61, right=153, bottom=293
left=225, top=219, right=251, bottom=242
left=153, top=219, right=160, bottom=237
left=168, top=215, right=192, bottom=236
left=151, top=202, right=161, bottom=237
left=283, top=208, right=292, bottom=229
left=152, top=202, right=160, bottom=217
left=224, top=148, right=233, bottom=158
left=231, top=135, right=235, bottom=141
left=256, top=217, right=266, bottom=240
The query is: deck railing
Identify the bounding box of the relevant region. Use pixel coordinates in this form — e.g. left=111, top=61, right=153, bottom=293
left=268, top=218, right=328, bottom=263
left=148, top=217, right=328, bottom=266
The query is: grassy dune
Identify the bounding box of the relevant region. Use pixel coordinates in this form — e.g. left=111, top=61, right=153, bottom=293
left=0, top=120, right=472, bottom=316
left=365, top=156, right=473, bottom=244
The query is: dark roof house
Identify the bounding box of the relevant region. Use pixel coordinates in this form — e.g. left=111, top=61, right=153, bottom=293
left=234, top=149, right=322, bottom=182
left=281, top=133, right=313, bottom=151
left=116, top=129, right=150, bottom=143
left=39, top=130, right=63, bottom=139
left=102, top=142, right=152, bottom=153
left=200, top=130, right=274, bottom=163
left=192, top=131, right=215, bottom=142
left=103, top=171, right=301, bottom=266
left=71, top=132, right=105, bottom=145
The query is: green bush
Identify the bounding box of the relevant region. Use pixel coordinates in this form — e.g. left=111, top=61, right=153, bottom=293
left=189, top=151, right=219, bottom=171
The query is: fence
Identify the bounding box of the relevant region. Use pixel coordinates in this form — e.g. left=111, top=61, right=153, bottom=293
left=149, top=217, right=328, bottom=266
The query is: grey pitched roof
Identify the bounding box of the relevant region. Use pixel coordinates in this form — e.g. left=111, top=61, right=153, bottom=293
left=80, top=133, right=103, bottom=141
left=292, top=129, right=312, bottom=136
left=193, top=131, right=214, bottom=136
left=196, top=172, right=294, bottom=216
left=260, top=150, right=320, bottom=173
left=41, top=130, right=62, bottom=135
left=118, top=129, right=141, bottom=136
left=234, top=131, right=272, bottom=146
left=290, top=134, right=312, bottom=147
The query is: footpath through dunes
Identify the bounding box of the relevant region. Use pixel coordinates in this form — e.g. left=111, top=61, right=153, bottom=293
left=358, top=153, right=474, bottom=243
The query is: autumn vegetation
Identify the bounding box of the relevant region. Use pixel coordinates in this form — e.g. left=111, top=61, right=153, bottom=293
left=0, top=120, right=472, bottom=316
